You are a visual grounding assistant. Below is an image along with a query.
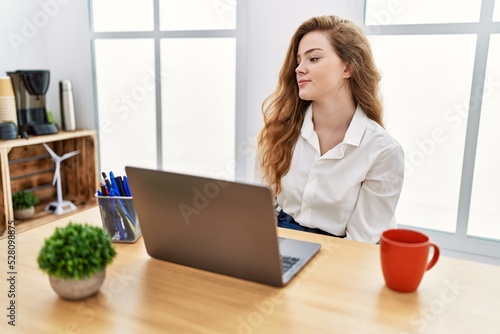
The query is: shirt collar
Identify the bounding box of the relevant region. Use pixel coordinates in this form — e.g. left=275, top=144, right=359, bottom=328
left=343, top=105, right=368, bottom=147
left=300, top=104, right=368, bottom=159
left=301, top=104, right=315, bottom=138
left=300, top=105, right=321, bottom=153
left=301, top=104, right=368, bottom=146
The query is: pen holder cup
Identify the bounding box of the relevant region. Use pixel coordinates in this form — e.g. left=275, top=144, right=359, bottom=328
left=97, top=196, right=142, bottom=243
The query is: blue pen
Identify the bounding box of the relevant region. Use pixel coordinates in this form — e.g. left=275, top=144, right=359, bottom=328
left=112, top=194, right=136, bottom=238
left=109, top=197, right=126, bottom=240
left=123, top=176, right=132, bottom=196
left=109, top=187, right=119, bottom=196
left=116, top=204, right=136, bottom=234
left=117, top=177, right=136, bottom=227
left=109, top=171, right=121, bottom=196
left=109, top=187, right=136, bottom=228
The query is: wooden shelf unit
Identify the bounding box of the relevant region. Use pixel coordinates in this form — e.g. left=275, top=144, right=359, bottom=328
left=0, top=130, right=99, bottom=235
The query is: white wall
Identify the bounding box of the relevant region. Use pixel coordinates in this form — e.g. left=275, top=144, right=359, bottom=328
left=0, top=0, right=94, bottom=130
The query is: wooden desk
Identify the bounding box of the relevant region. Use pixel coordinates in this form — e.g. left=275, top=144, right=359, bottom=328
left=1, top=207, right=500, bottom=333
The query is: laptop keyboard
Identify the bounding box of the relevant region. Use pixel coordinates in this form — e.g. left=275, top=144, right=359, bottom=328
left=281, top=255, right=300, bottom=274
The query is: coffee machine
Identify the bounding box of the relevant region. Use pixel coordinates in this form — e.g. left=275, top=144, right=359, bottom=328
left=7, top=70, right=59, bottom=136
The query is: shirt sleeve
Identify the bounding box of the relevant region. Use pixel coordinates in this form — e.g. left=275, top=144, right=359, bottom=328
left=345, top=145, right=405, bottom=243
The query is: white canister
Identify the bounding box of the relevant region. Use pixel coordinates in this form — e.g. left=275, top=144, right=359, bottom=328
left=60, top=79, right=76, bottom=131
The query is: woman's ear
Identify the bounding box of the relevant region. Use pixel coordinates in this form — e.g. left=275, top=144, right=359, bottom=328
left=343, top=62, right=352, bottom=79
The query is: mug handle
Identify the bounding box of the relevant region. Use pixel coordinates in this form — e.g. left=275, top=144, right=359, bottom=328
left=426, top=242, right=440, bottom=271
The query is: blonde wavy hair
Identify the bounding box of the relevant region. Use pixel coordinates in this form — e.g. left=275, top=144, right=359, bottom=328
left=257, top=15, right=383, bottom=196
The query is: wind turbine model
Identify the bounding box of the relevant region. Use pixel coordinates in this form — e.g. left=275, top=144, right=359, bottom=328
left=43, top=143, right=80, bottom=215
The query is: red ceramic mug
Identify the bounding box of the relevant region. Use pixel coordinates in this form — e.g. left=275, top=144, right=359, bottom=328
left=380, top=229, right=440, bottom=292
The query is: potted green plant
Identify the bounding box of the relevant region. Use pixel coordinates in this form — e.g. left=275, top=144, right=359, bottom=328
left=37, top=222, right=117, bottom=300
left=12, top=190, right=39, bottom=220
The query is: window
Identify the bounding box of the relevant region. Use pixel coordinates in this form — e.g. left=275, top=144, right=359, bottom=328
left=92, top=0, right=154, bottom=32
left=365, top=0, right=482, bottom=25
left=160, top=38, right=235, bottom=176
left=93, top=39, right=157, bottom=172
left=369, top=34, right=476, bottom=233
left=90, top=0, right=239, bottom=178
left=159, top=0, right=236, bottom=30
left=365, top=0, right=500, bottom=262
left=468, top=34, right=500, bottom=240
left=494, top=0, right=500, bottom=21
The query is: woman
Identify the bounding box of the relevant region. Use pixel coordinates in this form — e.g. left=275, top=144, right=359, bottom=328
left=256, top=15, right=405, bottom=243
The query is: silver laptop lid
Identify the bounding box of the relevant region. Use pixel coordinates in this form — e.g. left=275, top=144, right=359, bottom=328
left=126, top=166, right=286, bottom=286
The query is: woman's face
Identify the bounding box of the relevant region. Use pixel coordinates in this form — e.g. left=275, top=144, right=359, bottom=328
left=295, top=31, right=351, bottom=102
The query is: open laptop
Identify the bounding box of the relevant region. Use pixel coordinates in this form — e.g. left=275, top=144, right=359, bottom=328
left=125, top=166, right=321, bottom=287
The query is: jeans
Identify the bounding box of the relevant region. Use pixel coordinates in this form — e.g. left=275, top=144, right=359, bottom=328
left=277, top=210, right=343, bottom=238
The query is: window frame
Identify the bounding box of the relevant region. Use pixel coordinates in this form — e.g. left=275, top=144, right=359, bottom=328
left=89, top=0, right=246, bottom=175
left=363, top=0, right=500, bottom=264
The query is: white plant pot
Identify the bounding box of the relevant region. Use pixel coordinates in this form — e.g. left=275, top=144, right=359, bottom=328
left=14, top=206, right=34, bottom=220
left=49, top=271, right=106, bottom=300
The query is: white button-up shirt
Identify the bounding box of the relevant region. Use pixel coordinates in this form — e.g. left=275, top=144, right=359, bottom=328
left=259, top=105, right=405, bottom=243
